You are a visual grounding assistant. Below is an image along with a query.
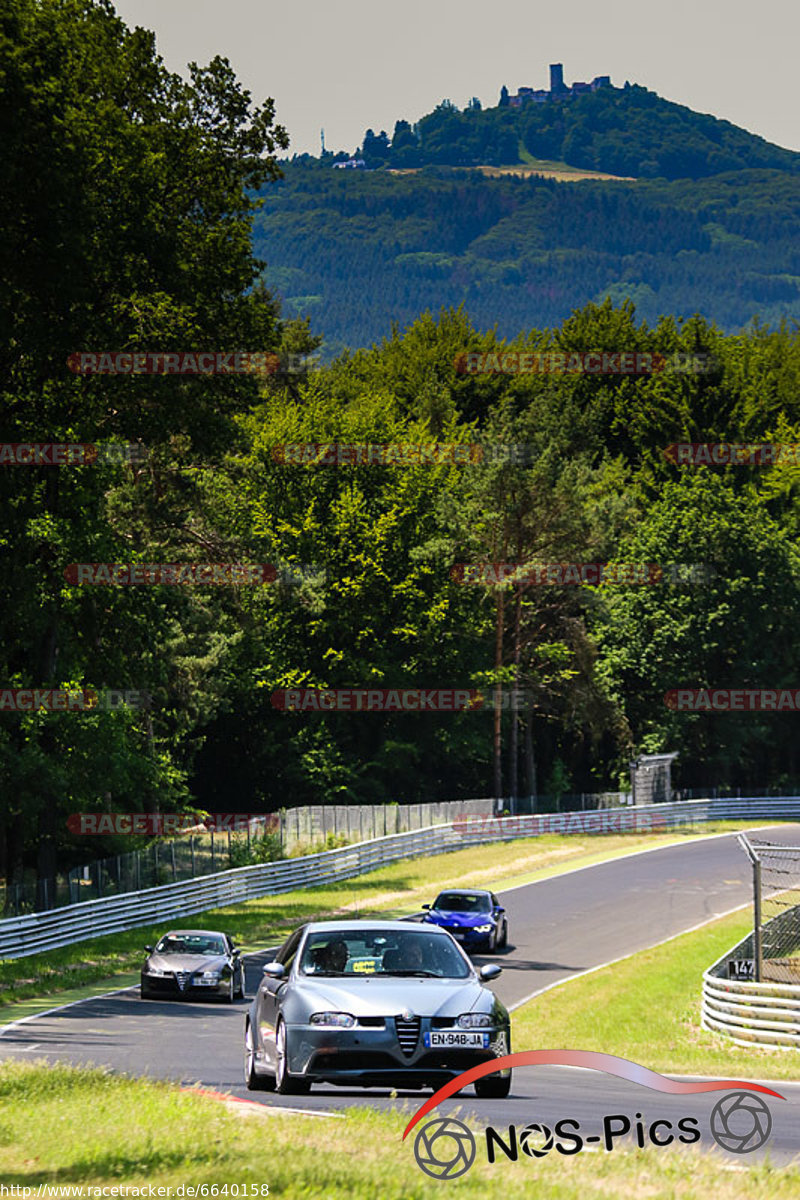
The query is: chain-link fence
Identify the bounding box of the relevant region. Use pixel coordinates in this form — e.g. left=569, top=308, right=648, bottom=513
left=7, top=789, right=800, bottom=918
left=2, top=828, right=252, bottom=917
left=1, top=799, right=494, bottom=916
left=738, top=834, right=800, bottom=983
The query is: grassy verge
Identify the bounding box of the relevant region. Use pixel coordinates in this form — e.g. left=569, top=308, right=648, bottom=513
left=0, top=820, right=786, bottom=1011
left=512, top=907, right=800, bottom=1080
left=0, top=1061, right=796, bottom=1198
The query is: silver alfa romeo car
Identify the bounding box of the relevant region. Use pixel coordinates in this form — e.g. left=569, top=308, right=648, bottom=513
left=140, top=929, right=245, bottom=1002
left=244, top=920, right=512, bottom=1095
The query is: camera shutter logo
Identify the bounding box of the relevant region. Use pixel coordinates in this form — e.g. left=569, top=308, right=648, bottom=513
left=414, top=1117, right=476, bottom=1180
left=710, top=1092, right=772, bottom=1153
left=519, top=1122, right=554, bottom=1158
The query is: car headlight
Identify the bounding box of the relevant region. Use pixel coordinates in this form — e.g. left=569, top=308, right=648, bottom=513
left=474, top=924, right=494, bottom=933
left=201, top=970, right=222, bottom=980
left=457, top=1013, right=493, bottom=1028
left=309, top=1012, right=356, bottom=1028
left=144, top=965, right=167, bottom=976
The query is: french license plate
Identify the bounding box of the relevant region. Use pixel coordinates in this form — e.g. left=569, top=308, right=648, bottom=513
left=424, top=1031, right=490, bottom=1048
left=196, top=978, right=216, bottom=986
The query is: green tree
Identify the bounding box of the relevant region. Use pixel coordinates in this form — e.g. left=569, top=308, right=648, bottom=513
left=592, top=473, right=800, bottom=785
left=0, top=0, right=288, bottom=901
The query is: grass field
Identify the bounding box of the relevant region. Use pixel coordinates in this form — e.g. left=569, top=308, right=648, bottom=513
left=0, top=1061, right=795, bottom=1198
left=476, top=162, right=637, bottom=182
left=0, top=821, right=785, bottom=1012
left=386, top=154, right=637, bottom=182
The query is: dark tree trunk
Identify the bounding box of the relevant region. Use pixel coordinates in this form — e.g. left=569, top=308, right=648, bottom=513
left=493, top=590, right=504, bottom=808
left=524, top=703, right=537, bottom=812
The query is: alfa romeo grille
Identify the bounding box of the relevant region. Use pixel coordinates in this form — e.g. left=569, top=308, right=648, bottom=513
left=175, top=971, right=192, bottom=989
left=395, top=1017, right=421, bottom=1055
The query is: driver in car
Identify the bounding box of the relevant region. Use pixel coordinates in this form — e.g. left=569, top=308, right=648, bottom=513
left=393, top=939, right=426, bottom=971
left=318, top=938, right=348, bottom=973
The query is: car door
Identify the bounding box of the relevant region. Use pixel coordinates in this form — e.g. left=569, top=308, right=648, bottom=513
left=258, top=926, right=305, bottom=1066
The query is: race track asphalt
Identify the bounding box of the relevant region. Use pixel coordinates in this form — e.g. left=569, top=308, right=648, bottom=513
left=2, top=824, right=800, bottom=1166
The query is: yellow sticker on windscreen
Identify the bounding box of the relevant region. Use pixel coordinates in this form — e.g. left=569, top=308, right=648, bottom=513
left=351, top=958, right=379, bottom=973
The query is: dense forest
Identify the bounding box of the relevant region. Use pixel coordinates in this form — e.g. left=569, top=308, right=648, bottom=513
left=253, top=164, right=800, bottom=356
left=3, top=0, right=800, bottom=897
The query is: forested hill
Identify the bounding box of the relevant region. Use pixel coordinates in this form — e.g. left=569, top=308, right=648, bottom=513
left=253, top=165, right=800, bottom=358
left=255, top=80, right=800, bottom=358
left=337, top=83, right=800, bottom=180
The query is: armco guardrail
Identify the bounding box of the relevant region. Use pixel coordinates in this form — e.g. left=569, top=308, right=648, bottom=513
left=2, top=796, right=800, bottom=960
left=702, top=935, right=800, bottom=1050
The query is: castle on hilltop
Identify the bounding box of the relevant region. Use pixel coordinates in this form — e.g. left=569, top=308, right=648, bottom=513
left=502, top=63, right=611, bottom=108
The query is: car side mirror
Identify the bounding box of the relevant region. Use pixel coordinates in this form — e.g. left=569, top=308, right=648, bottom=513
left=232, top=948, right=240, bottom=957
left=496, top=907, right=505, bottom=914
left=421, top=904, right=430, bottom=910
left=479, top=964, right=502, bottom=981
left=262, top=961, right=285, bottom=979
left=144, top=945, right=154, bottom=953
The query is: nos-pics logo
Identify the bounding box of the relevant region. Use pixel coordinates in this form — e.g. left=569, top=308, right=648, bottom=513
left=404, top=1051, right=782, bottom=1180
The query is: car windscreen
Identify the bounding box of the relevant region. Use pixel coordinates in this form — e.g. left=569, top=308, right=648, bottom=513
left=299, top=930, right=471, bottom=978
left=433, top=892, right=489, bottom=913
left=155, top=935, right=226, bottom=956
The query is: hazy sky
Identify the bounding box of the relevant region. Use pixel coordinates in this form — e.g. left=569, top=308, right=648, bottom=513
left=114, top=0, right=799, bottom=158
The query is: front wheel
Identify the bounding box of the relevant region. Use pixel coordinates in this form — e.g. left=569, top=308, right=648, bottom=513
left=275, top=1019, right=312, bottom=1095
left=474, top=1071, right=512, bottom=1098
left=244, top=1021, right=273, bottom=1091
left=498, top=921, right=508, bottom=949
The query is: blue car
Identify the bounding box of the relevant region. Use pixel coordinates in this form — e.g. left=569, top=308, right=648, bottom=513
left=422, top=889, right=508, bottom=953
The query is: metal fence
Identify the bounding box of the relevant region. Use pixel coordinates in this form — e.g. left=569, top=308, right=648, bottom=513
left=702, top=923, right=800, bottom=1049
left=277, top=798, right=494, bottom=847
left=10, top=787, right=800, bottom=916
left=3, top=835, right=237, bottom=917
left=2, top=795, right=800, bottom=960
left=1, top=798, right=494, bottom=917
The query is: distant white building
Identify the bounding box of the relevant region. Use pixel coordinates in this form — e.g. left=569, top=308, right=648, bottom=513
left=333, top=158, right=366, bottom=170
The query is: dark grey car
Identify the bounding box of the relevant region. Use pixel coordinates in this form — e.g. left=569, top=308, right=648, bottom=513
left=140, top=929, right=245, bottom=1002
left=244, top=920, right=512, bottom=1096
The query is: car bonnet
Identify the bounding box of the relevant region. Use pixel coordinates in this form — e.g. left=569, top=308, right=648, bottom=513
left=293, top=975, right=488, bottom=1017
left=148, top=952, right=228, bottom=971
